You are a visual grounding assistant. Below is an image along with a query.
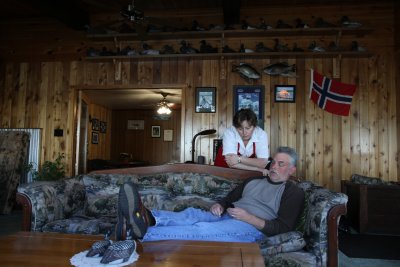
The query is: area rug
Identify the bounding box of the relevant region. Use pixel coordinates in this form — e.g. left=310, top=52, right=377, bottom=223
left=339, top=233, right=400, bottom=260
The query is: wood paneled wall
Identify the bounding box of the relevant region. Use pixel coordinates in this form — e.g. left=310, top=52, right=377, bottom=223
left=87, top=103, right=112, bottom=160
left=0, top=3, right=398, bottom=191
left=111, top=109, right=181, bottom=165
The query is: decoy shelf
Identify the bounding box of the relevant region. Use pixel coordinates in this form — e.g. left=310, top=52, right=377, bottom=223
left=85, top=27, right=373, bottom=60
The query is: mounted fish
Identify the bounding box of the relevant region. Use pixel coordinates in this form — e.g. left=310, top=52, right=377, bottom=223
left=232, top=63, right=261, bottom=82
left=263, top=62, right=297, bottom=78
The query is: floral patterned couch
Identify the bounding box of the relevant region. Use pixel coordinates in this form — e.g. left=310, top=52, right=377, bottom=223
left=17, top=164, right=347, bottom=267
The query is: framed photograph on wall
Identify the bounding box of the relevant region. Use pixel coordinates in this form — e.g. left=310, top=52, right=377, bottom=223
left=151, top=125, right=161, bottom=138
left=164, top=129, right=173, bottom=141
left=100, top=121, right=107, bottom=133
left=91, top=132, right=99, bottom=144
left=233, top=85, right=265, bottom=129
left=274, top=85, right=296, bottom=103
left=91, top=118, right=100, bottom=131
left=195, top=87, right=216, bottom=113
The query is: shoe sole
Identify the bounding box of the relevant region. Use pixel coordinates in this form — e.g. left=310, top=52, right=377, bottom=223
left=119, top=182, right=147, bottom=239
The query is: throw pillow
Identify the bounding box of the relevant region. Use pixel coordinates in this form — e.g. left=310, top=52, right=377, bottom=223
left=258, top=231, right=306, bottom=257
left=82, top=175, right=122, bottom=217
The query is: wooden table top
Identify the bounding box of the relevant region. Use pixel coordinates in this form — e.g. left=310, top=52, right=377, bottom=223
left=0, top=232, right=265, bottom=267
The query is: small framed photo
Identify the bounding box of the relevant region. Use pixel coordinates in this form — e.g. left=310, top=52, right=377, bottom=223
left=195, top=87, right=216, bottom=113
left=151, top=126, right=161, bottom=138
left=91, top=118, right=100, bottom=131
left=233, top=85, right=264, bottom=129
left=91, top=132, right=99, bottom=144
left=274, top=85, right=296, bottom=103
left=100, top=121, right=107, bottom=133
left=164, top=129, right=173, bottom=141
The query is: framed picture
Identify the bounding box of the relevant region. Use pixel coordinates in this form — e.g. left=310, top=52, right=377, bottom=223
left=127, top=120, right=144, bottom=130
left=100, top=121, right=107, bottom=133
left=91, top=118, right=99, bottom=131
left=274, top=85, right=296, bottom=103
left=164, top=129, right=173, bottom=141
left=195, top=87, right=216, bottom=113
left=151, top=126, right=161, bottom=138
left=233, top=85, right=265, bottom=129
left=91, top=132, right=99, bottom=144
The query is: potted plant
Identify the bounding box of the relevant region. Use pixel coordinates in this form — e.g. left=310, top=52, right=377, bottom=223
left=27, top=153, right=66, bottom=181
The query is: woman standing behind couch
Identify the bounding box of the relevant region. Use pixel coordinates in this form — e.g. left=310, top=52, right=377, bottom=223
left=214, top=108, right=270, bottom=174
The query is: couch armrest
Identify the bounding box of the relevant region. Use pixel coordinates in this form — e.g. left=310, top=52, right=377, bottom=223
left=298, top=181, right=348, bottom=267
left=327, top=203, right=347, bottom=267
left=17, top=179, right=85, bottom=232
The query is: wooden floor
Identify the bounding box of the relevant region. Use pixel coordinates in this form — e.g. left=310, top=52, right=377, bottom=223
left=0, top=209, right=22, bottom=236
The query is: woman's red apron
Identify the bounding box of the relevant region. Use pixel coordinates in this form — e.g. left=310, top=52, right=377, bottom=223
left=214, top=142, right=256, bottom=167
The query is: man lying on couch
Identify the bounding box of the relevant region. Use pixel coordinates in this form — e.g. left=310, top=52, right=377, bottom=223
left=116, top=146, right=305, bottom=243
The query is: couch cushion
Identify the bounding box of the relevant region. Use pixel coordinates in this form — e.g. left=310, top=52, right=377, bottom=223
left=62, top=178, right=86, bottom=217
left=82, top=174, right=136, bottom=217
left=137, top=172, right=241, bottom=211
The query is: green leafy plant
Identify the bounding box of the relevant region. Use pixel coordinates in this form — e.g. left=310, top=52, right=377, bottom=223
left=29, top=153, right=67, bottom=181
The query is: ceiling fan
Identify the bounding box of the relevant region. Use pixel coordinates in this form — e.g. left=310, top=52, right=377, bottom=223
left=86, top=0, right=180, bottom=38
left=156, top=92, right=173, bottom=115
left=120, top=0, right=145, bottom=23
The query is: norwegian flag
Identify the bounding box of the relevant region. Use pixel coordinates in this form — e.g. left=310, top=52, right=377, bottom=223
left=309, top=69, right=357, bottom=116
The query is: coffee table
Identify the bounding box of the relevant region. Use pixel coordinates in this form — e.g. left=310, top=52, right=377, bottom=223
left=0, top=232, right=265, bottom=266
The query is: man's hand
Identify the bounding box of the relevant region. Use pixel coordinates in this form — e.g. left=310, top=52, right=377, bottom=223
left=226, top=207, right=250, bottom=221
left=227, top=207, right=266, bottom=230
left=210, top=203, right=224, bottom=217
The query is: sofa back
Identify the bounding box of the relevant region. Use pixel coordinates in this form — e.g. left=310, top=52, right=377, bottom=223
left=80, top=172, right=245, bottom=217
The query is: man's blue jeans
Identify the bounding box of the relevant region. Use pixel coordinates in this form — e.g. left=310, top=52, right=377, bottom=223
left=142, top=207, right=265, bottom=242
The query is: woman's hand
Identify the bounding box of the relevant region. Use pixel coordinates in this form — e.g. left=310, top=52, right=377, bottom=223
left=210, top=203, right=224, bottom=217
left=225, top=153, right=241, bottom=166
left=261, top=169, right=269, bottom=176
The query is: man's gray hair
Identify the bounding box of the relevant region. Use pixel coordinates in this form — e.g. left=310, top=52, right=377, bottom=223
left=276, top=146, right=298, bottom=166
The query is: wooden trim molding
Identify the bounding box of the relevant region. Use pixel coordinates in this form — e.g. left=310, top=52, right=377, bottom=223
left=16, top=192, right=32, bottom=231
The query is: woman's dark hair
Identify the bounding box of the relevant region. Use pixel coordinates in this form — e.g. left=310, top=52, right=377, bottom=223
left=233, top=109, right=258, bottom=128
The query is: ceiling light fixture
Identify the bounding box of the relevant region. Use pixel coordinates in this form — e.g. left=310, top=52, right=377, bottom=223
left=157, top=93, right=172, bottom=115
left=157, top=103, right=171, bottom=115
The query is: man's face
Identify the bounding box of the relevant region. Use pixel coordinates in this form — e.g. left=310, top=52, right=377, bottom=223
left=269, top=153, right=296, bottom=182
left=236, top=120, right=255, bottom=142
